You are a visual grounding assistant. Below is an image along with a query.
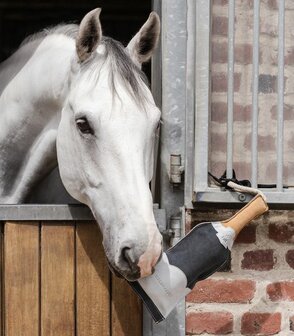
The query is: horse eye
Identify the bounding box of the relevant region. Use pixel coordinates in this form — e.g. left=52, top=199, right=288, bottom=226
left=76, top=118, right=93, bottom=135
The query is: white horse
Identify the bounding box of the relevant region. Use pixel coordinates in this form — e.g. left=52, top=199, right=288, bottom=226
left=0, top=8, right=162, bottom=281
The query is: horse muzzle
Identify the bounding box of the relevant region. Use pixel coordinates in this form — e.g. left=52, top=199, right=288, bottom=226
left=106, top=238, right=163, bottom=281
left=107, top=254, right=142, bottom=282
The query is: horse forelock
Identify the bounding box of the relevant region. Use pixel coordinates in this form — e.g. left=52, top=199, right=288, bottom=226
left=80, top=37, right=150, bottom=107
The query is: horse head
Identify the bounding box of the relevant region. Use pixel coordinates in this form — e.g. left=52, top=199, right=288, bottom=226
left=57, top=9, right=162, bottom=281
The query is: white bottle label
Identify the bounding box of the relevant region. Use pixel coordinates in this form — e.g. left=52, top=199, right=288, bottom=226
left=212, top=222, right=235, bottom=250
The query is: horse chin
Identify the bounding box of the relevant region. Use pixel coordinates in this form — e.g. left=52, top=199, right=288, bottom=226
left=107, top=260, right=141, bottom=282
left=121, top=269, right=142, bottom=282
left=107, top=261, right=124, bottom=278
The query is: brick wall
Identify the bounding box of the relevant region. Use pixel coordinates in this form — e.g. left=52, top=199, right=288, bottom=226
left=209, top=0, right=294, bottom=186
left=190, top=2, right=294, bottom=333
left=186, top=209, right=294, bottom=335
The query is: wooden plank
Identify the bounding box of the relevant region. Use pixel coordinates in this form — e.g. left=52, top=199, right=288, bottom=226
left=76, top=221, right=110, bottom=336
left=111, top=276, right=142, bottom=336
left=41, top=223, right=75, bottom=336
left=4, top=222, right=39, bottom=336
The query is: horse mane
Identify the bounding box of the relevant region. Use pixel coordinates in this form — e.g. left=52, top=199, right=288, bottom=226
left=20, top=24, right=150, bottom=106
left=20, top=24, right=79, bottom=47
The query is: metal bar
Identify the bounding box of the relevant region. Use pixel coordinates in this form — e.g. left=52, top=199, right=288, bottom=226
left=194, top=188, right=294, bottom=204
left=226, top=0, right=235, bottom=179
left=184, top=0, right=196, bottom=208
left=160, top=0, right=186, bottom=221
left=193, top=0, right=211, bottom=192
left=151, top=0, right=162, bottom=200
left=0, top=204, right=165, bottom=221
left=277, top=0, right=285, bottom=192
left=251, top=0, right=260, bottom=188
left=157, top=0, right=187, bottom=333
left=0, top=205, right=93, bottom=221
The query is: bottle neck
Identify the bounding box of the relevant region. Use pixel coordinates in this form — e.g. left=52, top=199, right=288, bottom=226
left=222, top=195, right=268, bottom=236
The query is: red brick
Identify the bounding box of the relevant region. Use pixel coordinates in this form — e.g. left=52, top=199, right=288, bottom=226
left=262, top=0, right=278, bottom=10
left=267, top=281, right=294, bottom=301
left=211, top=72, right=241, bottom=92
left=241, top=250, right=275, bottom=271
left=211, top=102, right=227, bottom=123
left=265, top=163, right=276, bottom=181
left=270, top=104, right=294, bottom=121
left=240, top=0, right=254, bottom=9
left=209, top=161, right=227, bottom=180
left=265, top=162, right=294, bottom=182
left=213, top=0, right=229, bottom=5
left=275, top=0, right=294, bottom=9
left=235, top=225, right=257, bottom=244
left=258, top=135, right=276, bottom=151
left=212, top=42, right=253, bottom=65
left=211, top=132, right=226, bottom=152
left=286, top=250, right=294, bottom=269
left=211, top=102, right=252, bottom=123
left=241, top=312, right=281, bottom=335
left=244, top=134, right=276, bottom=151
left=212, top=16, right=228, bottom=36
left=264, top=46, right=294, bottom=66
left=290, top=315, right=294, bottom=332
left=187, top=279, right=256, bottom=303
left=234, top=104, right=252, bottom=122
left=288, top=134, right=294, bottom=151
left=235, top=43, right=253, bottom=65
left=289, top=137, right=294, bottom=152
left=258, top=74, right=277, bottom=94
left=230, top=162, right=251, bottom=180
left=212, top=41, right=228, bottom=63
left=186, top=312, right=233, bottom=335
left=268, top=223, right=294, bottom=243
left=285, top=47, right=294, bottom=66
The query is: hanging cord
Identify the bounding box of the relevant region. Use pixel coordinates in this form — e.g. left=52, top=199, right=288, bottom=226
left=226, top=180, right=267, bottom=202
left=208, top=170, right=251, bottom=188
left=209, top=171, right=288, bottom=190
left=208, top=170, right=267, bottom=202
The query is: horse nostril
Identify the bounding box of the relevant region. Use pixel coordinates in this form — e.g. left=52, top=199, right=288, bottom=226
left=122, top=247, right=138, bottom=271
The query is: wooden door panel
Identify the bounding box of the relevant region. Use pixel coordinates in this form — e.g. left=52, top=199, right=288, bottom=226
left=41, top=223, right=75, bottom=336
left=4, top=222, right=39, bottom=336
left=112, top=277, right=142, bottom=336
left=76, top=221, right=110, bottom=336
left=1, top=221, right=142, bottom=336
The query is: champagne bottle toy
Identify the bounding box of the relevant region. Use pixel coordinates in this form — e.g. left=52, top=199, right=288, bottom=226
left=129, top=181, right=269, bottom=323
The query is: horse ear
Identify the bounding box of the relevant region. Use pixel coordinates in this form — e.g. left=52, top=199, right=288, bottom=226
left=126, top=12, right=160, bottom=68
left=76, top=8, right=102, bottom=63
